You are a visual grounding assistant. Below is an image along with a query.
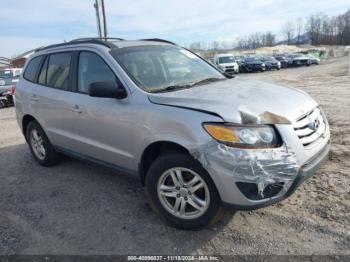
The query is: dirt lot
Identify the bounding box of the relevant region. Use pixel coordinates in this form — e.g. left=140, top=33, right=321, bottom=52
left=0, top=57, right=349, bottom=255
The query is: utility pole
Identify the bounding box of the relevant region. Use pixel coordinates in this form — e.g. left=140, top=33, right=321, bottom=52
left=101, top=0, right=108, bottom=39
left=347, top=47, right=350, bottom=77
left=93, top=0, right=108, bottom=39
left=94, top=0, right=102, bottom=38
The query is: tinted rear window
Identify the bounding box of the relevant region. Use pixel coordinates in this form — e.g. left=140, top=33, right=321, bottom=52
left=23, top=56, right=42, bottom=82
left=46, top=53, right=72, bottom=90
left=38, top=56, right=49, bottom=85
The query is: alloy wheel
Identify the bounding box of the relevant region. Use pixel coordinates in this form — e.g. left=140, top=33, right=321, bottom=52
left=30, top=129, right=46, bottom=160
left=157, top=167, right=210, bottom=219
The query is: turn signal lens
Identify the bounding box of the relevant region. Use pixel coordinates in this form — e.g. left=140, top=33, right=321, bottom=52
left=204, top=125, right=240, bottom=143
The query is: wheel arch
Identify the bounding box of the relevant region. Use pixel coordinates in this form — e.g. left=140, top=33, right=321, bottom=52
left=22, top=114, right=38, bottom=137
left=139, top=141, right=190, bottom=185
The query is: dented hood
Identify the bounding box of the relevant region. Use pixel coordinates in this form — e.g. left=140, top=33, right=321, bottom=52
left=148, top=78, right=318, bottom=124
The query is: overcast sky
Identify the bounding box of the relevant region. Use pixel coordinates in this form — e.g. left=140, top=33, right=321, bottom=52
left=1, top=0, right=349, bottom=57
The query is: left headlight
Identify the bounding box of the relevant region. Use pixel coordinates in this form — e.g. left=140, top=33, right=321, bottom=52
left=203, top=123, right=282, bottom=148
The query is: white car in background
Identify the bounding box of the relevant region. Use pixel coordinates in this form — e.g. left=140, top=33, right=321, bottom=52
left=213, top=54, right=239, bottom=74
left=307, top=54, right=320, bottom=65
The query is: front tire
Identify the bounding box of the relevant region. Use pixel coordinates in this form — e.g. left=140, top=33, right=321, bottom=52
left=26, top=121, right=61, bottom=166
left=145, top=153, right=223, bottom=230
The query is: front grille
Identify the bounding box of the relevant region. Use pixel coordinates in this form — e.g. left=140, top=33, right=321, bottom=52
left=225, top=66, right=234, bottom=69
left=293, top=107, right=326, bottom=147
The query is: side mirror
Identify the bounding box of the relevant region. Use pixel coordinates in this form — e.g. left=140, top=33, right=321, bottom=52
left=88, top=81, right=127, bottom=99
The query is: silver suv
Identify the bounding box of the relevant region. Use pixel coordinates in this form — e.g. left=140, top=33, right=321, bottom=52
left=15, top=38, right=330, bottom=230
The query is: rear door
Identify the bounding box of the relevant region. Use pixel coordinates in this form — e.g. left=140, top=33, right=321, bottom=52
left=31, top=52, right=79, bottom=150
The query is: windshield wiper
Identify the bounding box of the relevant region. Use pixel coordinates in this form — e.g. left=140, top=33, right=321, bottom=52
left=189, top=77, right=226, bottom=87
left=149, top=83, right=192, bottom=93
left=149, top=77, right=225, bottom=93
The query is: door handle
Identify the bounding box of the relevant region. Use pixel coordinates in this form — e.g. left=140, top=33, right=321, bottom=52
left=30, top=94, right=39, bottom=102
left=72, top=105, right=82, bottom=113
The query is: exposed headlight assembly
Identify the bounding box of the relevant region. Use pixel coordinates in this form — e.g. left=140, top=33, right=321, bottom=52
left=203, top=123, right=282, bottom=148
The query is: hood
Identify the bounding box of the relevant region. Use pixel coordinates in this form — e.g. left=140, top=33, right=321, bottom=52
left=148, top=78, right=317, bottom=124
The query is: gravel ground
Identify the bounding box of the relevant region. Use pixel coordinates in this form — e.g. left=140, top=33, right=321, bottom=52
left=0, top=57, right=349, bottom=255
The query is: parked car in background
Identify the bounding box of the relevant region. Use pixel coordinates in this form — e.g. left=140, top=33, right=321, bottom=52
left=239, top=56, right=265, bottom=72
left=233, top=56, right=244, bottom=66
left=287, top=54, right=311, bottom=67
left=259, top=56, right=281, bottom=71
left=0, top=68, right=22, bottom=108
left=0, top=68, right=22, bottom=94
left=273, top=55, right=289, bottom=68
left=307, top=54, right=320, bottom=65
left=213, top=54, right=239, bottom=74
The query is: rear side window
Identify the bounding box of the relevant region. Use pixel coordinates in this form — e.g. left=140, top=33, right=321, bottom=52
left=46, top=53, right=72, bottom=90
left=38, top=56, right=48, bottom=85
left=23, top=56, right=42, bottom=82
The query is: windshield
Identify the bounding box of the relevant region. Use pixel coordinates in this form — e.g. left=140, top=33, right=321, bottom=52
left=218, top=56, right=235, bottom=64
left=265, top=56, right=277, bottom=61
left=112, top=46, right=224, bottom=92
left=0, top=70, right=14, bottom=79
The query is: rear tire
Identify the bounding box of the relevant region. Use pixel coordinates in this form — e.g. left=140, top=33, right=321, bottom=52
left=145, top=153, right=223, bottom=230
left=26, top=121, right=61, bottom=167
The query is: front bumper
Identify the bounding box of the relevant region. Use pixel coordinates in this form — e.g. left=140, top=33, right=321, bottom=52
left=224, top=67, right=239, bottom=74
left=191, top=139, right=330, bottom=210
left=267, top=64, right=280, bottom=70
left=223, top=141, right=330, bottom=210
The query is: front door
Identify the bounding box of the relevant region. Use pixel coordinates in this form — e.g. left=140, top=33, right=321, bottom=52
left=67, top=51, right=134, bottom=170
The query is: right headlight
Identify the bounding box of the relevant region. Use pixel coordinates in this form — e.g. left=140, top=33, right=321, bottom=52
left=203, top=123, right=282, bottom=148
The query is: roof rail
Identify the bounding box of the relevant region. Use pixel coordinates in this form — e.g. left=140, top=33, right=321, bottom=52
left=70, top=37, right=125, bottom=42
left=139, top=38, right=176, bottom=45
left=35, top=39, right=116, bottom=52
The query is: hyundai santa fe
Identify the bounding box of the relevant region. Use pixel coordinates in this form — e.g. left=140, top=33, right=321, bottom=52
left=15, top=38, right=330, bottom=230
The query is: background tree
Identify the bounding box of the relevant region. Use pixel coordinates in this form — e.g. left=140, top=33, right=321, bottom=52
left=296, top=17, right=304, bottom=44
left=281, top=21, right=295, bottom=45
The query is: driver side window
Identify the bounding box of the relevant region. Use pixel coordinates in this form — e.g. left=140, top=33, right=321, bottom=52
left=78, top=52, right=118, bottom=94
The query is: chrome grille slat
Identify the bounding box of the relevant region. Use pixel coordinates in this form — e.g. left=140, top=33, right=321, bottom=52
left=299, top=122, right=326, bottom=145
left=294, top=108, right=321, bottom=129
left=293, top=118, right=310, bottom=129
left=295, top=127, right=316, bottom=137
left=293, top=107, right=326, bottom=147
